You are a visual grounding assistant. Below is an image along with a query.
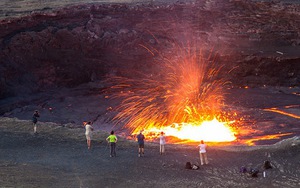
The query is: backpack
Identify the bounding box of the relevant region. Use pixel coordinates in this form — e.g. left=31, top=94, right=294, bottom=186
left=249, top=168, right=259, bottom=177
left=240, top=166, right=247, bottom=173
left=263, top=160, right=272, bottom=169
left=185, top=162, right=192, bottom=169
left=192, top=164, right=199, bottom=170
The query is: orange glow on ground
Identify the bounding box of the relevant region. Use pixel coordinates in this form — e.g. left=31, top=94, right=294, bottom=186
left=242, top=132, right=294, bottom=146
left=133, top=118, right=236, bottom=142
left=264, top=107, right=300, bottom=119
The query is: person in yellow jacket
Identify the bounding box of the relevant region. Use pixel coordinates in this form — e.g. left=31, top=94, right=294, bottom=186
left=106, top=131, right=118, bottom=157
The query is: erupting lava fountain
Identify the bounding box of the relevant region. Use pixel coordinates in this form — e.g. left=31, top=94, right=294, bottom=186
left=105, top=47, right=238, bottom=143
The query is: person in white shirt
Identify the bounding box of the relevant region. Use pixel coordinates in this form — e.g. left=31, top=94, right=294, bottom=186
left=159, top=132, right=166, bottom=155
left=198, top=140, right=208, bottom=165
left=84, top=122, right=94, bottom=149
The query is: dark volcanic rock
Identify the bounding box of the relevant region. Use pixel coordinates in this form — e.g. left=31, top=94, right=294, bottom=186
left=0, top=0, right=300, bottom=100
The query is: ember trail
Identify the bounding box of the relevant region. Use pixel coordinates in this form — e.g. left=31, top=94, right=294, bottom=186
left=105, top=48, right=238, bottom=143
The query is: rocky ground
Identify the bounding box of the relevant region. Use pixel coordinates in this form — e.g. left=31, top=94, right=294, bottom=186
left=0, top=118, right=300, bottom=187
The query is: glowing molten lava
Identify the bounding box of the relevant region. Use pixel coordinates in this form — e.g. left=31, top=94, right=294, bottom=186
left=133, top=118, right=236, bottom=142
left=105, top=45, right=240, bottom=144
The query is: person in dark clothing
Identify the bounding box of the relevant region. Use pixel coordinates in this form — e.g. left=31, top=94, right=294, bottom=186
left=32, top=110, right=40, bottom=134
left=137, top=131, right=145, bottom=157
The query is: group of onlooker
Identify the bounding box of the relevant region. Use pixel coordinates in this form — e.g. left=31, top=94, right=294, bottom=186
left=32, top=111, right=208, bottom=164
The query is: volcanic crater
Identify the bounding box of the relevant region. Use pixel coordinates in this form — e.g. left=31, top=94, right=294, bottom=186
left=0, top=0, right=300, bottom=144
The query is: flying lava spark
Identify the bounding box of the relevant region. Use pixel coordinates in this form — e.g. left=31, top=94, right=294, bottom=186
left=104, top=46, right=238, bottom=143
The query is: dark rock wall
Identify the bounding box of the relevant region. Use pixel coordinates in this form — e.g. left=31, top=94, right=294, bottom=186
left=228, top=57, right=300, bottom=87
left=0, top=0, right=300, bottom=99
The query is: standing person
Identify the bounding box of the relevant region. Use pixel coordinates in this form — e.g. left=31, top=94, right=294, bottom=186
left=106, top=131, right=117, bottom=157
left=159, top=132, right=166, bottom=155
left=198, top=140, right=208, bottom=165
left=32, top=110, right=40, bottom=134
left=137, top=130, right=145, bottom=157
left=84, top=122, right=94, bottom=149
